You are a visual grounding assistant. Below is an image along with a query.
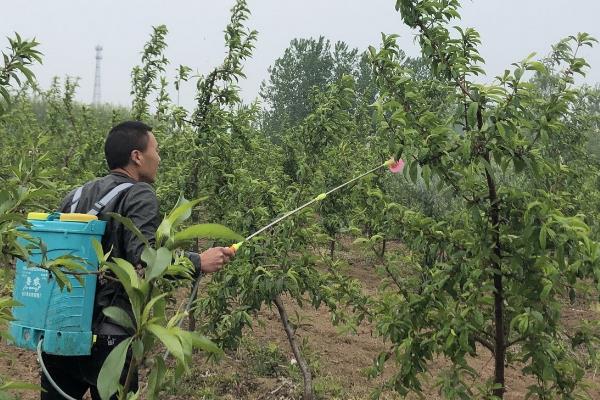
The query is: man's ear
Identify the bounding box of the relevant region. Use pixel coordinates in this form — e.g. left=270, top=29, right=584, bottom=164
left=130, top=149, right=143, bottom=166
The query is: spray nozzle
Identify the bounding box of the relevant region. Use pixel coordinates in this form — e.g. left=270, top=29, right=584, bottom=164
left=386, top=158, right=405, bottom=173
left=230, top=242, right=243, bottom=252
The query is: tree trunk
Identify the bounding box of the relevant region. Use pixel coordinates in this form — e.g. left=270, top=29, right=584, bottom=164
left=484, top=149, right=505, bottom=398
left=329, top=239, right=335, bottom=259
left=273, top=295, right=314, bottom=400
left=493, top=273, right=505, bottom=398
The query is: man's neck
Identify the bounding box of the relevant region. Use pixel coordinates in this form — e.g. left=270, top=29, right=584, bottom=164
left=111, top=167, right=140, bottom=182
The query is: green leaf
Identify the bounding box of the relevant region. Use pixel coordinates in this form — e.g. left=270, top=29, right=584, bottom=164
left=541, top=281, right=552, bottom=300
left=155, top=192, right=203, bottom=246
left=539, top=225, right=547, bottom=250
left=97, top=337, right=133, bottom=400
left=47, top=256, right=87, bottom=272
left=141, top=247, right=156, bottom=270
left=102, top=306, right=135, bottom=332
left=0, top=381, right=40, bottom=391
left=147, top=324, right=184, bottom=363
left=527, top=61, right=547, bottom=74
left=91, top=239, right=108, bottom=263
left=173, top=223, right=243, bottom=246
left=51, top=267, right=72, bottom=292
left=107, top=213, right=150, bottom=248
left=168, top=196, right=203, bottom=228
left=147, top=356, right=166, bottom=400
left=111, top=258, right=140, bottom=290
left=145, top=247, right=172, bottom=281
left=409, top=161, right=418, bottom=184
left=467, top=102, right=478, bottom=128
left=142, top=293, right=169, bottom=324
left=422, top=164, right=431, bottom=187
left=183, top=331, right=223, bottom=355
left=131, top=339, right=144, bottom=361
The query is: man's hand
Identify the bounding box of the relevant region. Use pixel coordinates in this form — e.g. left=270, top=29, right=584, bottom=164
left=200, top=247, right=235, bottom=273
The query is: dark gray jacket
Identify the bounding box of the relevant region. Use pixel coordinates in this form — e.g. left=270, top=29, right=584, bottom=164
left=61, top=172, right=199, bottom=334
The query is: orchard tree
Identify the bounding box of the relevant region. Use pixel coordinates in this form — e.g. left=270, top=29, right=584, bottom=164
left=358, top=0, right=600, bottom=398
left=260, top=37, right=374, bottom=140
left=0, top=32, right=45, bottom=397
left=130, top=24, right=169, bottom=121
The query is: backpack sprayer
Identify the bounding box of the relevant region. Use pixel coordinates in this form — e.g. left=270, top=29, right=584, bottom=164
left=9, top=182, right=133, bottom=356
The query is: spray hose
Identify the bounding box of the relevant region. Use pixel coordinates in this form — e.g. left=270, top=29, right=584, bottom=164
left=229, top=158, right=400, bottom=252
left=37, top=339, right=79, bottom=400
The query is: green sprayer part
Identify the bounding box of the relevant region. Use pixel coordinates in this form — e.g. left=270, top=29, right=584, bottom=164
left=315, top=193, right=327, bottom=201
left=239, top=161, right=388, bottom=243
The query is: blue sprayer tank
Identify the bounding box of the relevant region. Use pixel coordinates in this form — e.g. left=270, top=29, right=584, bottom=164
left=9, top=212, right=106, bottom=356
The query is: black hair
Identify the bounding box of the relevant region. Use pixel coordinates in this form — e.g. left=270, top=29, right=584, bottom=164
left=104, top=121, right=153, bottom=170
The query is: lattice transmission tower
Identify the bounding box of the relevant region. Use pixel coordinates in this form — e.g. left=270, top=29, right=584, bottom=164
left=92, top=45, right=102, bottom=105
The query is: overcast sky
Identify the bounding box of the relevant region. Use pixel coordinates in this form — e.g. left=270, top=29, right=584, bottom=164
left=3, top=0, right=599, bottom=110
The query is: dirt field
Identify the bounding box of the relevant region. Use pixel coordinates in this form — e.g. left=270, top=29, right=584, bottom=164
left=2, top=240, right=599, bottom=399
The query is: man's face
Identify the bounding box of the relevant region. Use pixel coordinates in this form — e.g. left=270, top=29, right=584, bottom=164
left=132, top=131, right=161, bottom=183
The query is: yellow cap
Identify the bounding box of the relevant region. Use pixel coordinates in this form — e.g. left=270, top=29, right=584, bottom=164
left=231, top=242, right=243, bottom=251
left=27, top=212, right=50, bottom=220
left=59, top=213, right=98, bottom=223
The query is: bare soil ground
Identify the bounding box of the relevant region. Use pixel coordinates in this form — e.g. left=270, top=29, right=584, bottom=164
left=2, top=239, right=599, bottom=399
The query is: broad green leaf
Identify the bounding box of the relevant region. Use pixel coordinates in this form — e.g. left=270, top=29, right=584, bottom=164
left=111, top=258, right=140, bottom=290
left=409, top=161, right=418, bottom=184
left=142, top=292, right=169, bottom=324
left=173, top=223, right=243, bottom=246
left=168, top=196, right=203, bottom=228
left=47, top=256, right=87, bottom=272
left=147, top=324, right=184, bottom=363
left=141, top=247, right=156, bottom=269
left=422, top=164, right=431, bottom=187
left=467, top=102, right=478, bottom=128
left=183, top=330, right=223, bottom=355
left=147, top=356, right=166, bottom=400
left=102, top=306, right=135, bottom=332
left=132, top=339, right=144, bottom=361
left=156, top=196, right=204, bottom=245
left=97, top=337, right=132, bottom=400
left=146, top=247, right=172, bottom=281
left=527, top=61, right=547, bottom=74
left=91, top=239, right=105, bottom=263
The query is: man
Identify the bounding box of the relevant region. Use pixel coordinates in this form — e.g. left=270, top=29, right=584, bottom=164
left=40, top=121, right=235, bottom=399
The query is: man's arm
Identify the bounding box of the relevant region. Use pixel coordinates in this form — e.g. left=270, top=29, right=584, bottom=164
left=121, top=183, right=159, bottom=266
left=121, top=183, right=234, bottom=276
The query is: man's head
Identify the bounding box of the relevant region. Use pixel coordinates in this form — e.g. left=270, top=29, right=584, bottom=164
left=104, top=121, right=160, bottom=183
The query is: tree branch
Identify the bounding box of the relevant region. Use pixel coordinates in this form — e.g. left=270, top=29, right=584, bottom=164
left=273, top=295, right=314, bottom=400
left=474, top=334, right=495, bottom=354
